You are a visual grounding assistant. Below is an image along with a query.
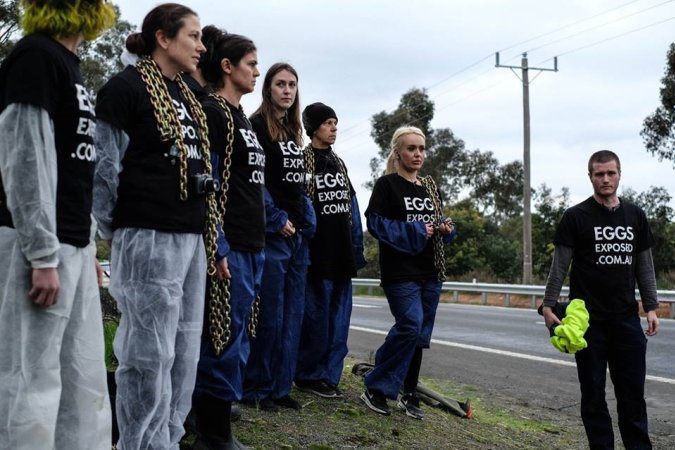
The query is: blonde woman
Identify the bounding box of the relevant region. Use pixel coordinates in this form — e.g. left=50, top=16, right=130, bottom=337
left=361, top=126, right=456, bottom=419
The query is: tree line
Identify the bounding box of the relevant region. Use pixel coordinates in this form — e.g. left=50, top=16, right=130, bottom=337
left=363, top=88, right=675, bottom=287
left=2, top=2, right=673, bottom=286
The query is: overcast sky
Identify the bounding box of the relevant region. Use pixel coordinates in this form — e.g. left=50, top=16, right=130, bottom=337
left=113, top=0, right=675, bottom=209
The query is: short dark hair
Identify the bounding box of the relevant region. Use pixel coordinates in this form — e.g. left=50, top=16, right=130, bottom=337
left=588, top=150, right=621, bottom=174
left=126, top=3, right=197, bottom=56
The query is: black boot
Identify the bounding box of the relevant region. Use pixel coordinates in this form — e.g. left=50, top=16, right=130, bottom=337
left=193, top=396, right=248, bottom=450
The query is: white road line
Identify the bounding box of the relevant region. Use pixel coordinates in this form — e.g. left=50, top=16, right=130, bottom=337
left=350, top=325, right=675, bottom=385
left=353, top=303, right=381, bottom=309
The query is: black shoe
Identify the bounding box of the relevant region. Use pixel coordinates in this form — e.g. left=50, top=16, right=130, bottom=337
left=295, top=380, right=339, bottom=398
left=398, top=392, right=424, bottom=419
left=231, top=402, right=242, bottom=422
left=241, top=396, right=279, bottom=411
left=328, top=383, right=344, bottom=398
left=273, top=395, right=302, bottom=410
left=193, top=435, right=249, bottom=450
left=360, top=388, right=390, bottom=415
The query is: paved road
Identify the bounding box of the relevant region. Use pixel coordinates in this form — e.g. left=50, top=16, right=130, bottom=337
left=347, top=297, right=675, bottom=440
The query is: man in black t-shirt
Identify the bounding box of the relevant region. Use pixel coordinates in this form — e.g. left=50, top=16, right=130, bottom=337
left=0, top=1, right=115, bottom=449
left=542, top=150, right=659, bottom=450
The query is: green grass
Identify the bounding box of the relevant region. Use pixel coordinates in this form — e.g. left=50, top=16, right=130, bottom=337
left=103, top=320, right=118, bottom=371
left=180, top=358, right=588, bottom=450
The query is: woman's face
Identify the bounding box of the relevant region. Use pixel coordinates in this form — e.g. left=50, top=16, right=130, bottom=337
left=397, top=133, right=426, bottom=173
left=163, top=14, right=205, bottom=74
left=269, top=69, right=297, bottom=113
left=229, top=51, right=260, bottom=95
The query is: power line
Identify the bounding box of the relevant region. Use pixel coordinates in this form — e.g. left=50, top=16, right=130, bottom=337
left=523, top=0, right=675, bottom=55
left=498, top=0, right=646, bottom=53
left=338, top=2, right=673, bottom=153
left=539, top=14, right=675, bottom=62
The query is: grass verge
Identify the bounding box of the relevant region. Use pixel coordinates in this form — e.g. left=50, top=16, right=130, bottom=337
left=180, top=358, right=587, bottom=450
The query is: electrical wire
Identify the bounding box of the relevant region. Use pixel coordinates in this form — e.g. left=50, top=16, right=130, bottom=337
left=523, top=0, right=674, bottom=55
left=498, top=0, right=646, bottom=53
left=539, top=14, right=675, bottom=63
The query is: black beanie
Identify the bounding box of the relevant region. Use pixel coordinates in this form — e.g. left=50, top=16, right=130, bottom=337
left=302, top=102, right=338, bottom=138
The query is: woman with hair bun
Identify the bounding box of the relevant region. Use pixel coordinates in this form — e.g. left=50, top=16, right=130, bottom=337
left=242, top=62, right=316, bottom=411
left=360, top=126, right=457, bottom=420
left=93, top=3, right=215, bottom=449
left=191, top=25, right=262, bottom=449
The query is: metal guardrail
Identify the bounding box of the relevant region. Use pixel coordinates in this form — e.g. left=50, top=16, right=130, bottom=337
left=352, top=278, right=675, bottom=318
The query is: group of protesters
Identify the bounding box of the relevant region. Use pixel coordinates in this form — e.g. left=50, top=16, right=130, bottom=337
left=0, top=2, right=458, bottom=449
left=0, top=2, right=662, bottom=450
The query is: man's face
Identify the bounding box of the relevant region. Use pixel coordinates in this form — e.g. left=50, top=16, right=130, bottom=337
left=589, top=160, right=621, bottom=199
left=313, top=118, right=337, bottom=147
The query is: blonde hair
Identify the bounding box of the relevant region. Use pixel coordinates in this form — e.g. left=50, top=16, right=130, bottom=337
left=384, top=126, right=425, bottom=175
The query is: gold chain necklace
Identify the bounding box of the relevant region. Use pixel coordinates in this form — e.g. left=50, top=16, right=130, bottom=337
left=208, top=93, right=261, bottom=340
left=136, top=57, right=233, bottom=353
left=419, top=175, right=447, bottom=281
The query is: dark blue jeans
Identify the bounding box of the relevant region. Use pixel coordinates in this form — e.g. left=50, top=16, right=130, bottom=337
left=295, top=278, right=353, bottom=386
left=575, top=315, right=651, bottom=450
left=364, top=279, right=441, bottom=399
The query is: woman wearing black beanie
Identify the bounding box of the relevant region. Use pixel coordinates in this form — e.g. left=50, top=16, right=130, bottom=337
left=295, top=102, right=366, bottom=398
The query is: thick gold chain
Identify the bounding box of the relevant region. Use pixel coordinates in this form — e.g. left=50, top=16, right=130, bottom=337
left=136, top=57, right=208, bottom=201
left=420, top=175, right=446, bottom=281
left=205, top=93, right=241, bottom=352
left=331, top=150, right=353, bottom=227
left=248, top=295, right=260, bottom=338
left=304, top=144, right=316, bottom=199
left=136, top=57, right=233, bottom=354
left=208, top=93, right=235, bottom=215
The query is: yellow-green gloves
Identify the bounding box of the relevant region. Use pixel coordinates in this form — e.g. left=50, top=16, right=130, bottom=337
left=550, top=299, right=590, bottom=353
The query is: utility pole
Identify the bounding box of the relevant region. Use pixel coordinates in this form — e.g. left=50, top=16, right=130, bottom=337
left=495, top=52, right=557, bottom=285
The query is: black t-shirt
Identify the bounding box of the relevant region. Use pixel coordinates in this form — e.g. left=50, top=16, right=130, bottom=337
left=96, top=67, right=207, bottom=234
left=366, top=174, right=438, bottom=284
left=307, top=147, right=356, bottom=280
left=554, top=196, right=655, bottom=319
left=251, top=114, right=305, bottom=230
left=0, top=33, right=95, bottom=247
left=182, top=73, right=209, bottom=102
left=203, top=96, right=265, bottom=252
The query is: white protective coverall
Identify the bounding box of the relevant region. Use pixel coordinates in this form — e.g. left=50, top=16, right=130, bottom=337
left=0, top=104, right=112, bottom=450
left=94, top=121, right=206, bottom=450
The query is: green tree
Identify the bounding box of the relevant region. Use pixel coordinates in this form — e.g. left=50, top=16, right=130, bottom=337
left=368, top=88, right=524, bottom=215
left=622, top=186, right=675, bottom=278
left=642, top=43, right=675, bottom=165
left=79, top=7, right=135, bottom=92
left=463, top=150, right=524, bottom=224
left=0, top=0, right=20, bottom=61
left=444, top=199, right=486, bottom=277
left=531, top=184, right=569, bottom=279
left=368, top=88, right=468, bottom=202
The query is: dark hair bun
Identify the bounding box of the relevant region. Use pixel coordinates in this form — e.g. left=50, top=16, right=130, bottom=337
left=125, top=32, right=145, bottom=55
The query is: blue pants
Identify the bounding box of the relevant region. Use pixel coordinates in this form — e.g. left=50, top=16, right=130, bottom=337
left=575, top=315, right=651, bottom=450
left=194, top=250, right=264, bottom=402
left=244, top=234, right=309, bottom=401
left=295, top=278, right=352, bottom=386
left=365, top=280, right=441, bottom=399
